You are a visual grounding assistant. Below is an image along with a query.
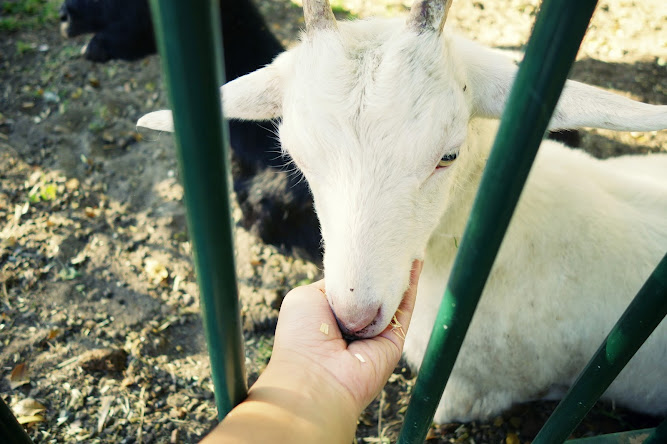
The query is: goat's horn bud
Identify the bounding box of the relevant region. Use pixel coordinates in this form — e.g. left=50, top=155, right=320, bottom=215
left=407, top=0, right=453, bottom=34
left=303, top=0, right=338, bottom=33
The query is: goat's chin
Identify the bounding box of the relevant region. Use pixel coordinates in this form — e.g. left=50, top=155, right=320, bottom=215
left=352, top=314, right=392, bottom=339
left=353, top=257, right=423, bottom=339
left=353, top=286, right=414, bottom=339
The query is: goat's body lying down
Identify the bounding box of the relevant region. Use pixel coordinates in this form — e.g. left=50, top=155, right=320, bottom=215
left=405, top=118, right=667, bottom=421
left=139, top=0, right=667, bottom=423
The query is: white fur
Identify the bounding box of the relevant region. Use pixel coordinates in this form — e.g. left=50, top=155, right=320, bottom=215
left=138, top=14, right=667, bottom=423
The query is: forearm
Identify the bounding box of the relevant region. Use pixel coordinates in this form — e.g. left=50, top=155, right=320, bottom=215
left=200, top=360, right=359, bottom=444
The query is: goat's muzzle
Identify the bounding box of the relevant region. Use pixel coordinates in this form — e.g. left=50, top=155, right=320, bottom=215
left=332, top=303, right=382, bottom=340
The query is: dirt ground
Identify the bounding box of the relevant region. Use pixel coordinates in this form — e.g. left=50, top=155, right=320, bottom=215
left=1, top=0, right=665, bottom=443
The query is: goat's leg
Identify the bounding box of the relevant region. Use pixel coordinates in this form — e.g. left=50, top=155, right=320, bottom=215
left=434, top=376, right=515, bottom=424
left=84, top=19, right=156, bottom=62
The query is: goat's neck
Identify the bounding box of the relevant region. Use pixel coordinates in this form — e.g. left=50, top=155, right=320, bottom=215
left=426, top=118, right=497, bottom=267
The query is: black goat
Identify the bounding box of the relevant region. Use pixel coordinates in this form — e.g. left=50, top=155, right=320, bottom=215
left=59, top=0, right=155, bottom=62
left=60, top=0, right=323, bottom=262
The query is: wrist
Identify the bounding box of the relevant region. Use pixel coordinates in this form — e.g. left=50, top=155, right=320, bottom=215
left=250, top=357, right=360, bottom=441
left=201, top=357, right=360, bottom=444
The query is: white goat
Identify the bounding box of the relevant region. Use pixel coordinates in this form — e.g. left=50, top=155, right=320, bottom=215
left=139, top=0, right=667, bottom=423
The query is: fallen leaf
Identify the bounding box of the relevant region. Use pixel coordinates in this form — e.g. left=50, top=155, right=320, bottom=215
left=3, top=236, right=17, bottom=248
left=9, top=362, right=30, bottom=389
left=84, top=207, right=99, bottom=218
left=13, top=398, right=46, bottom=417
left=17, top=414, right=45, bottom=425
left=46, top=328, right=62, bottom=340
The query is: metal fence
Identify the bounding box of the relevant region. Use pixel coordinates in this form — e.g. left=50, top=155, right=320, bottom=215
left=2, top=0, right=665, bottom=443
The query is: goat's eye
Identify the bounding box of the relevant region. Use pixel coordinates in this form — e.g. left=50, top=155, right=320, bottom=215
left=437, top=152, right=458, bottom=169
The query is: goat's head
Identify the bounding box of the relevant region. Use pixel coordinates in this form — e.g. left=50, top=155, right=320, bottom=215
left=139, top=0, right=667, bottom=338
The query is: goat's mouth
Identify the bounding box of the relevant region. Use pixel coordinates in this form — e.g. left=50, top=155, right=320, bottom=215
left=338, top=291, right=409, bottom=341
left=355, top=261, right=421, bottom=340
left=337, top=306, right=383, bottom=341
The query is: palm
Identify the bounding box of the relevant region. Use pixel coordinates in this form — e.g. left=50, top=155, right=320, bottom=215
left=271, top=278, right=415, bottom=410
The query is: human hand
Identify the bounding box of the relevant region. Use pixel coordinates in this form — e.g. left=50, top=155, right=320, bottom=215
left=202, top=260, right=423, bottom=444
left=265, top=259, right=423, bottom=415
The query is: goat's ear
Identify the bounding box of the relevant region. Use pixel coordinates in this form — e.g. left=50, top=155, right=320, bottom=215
left=137, top=52, right=290, bottom=132
left=548, top=81, right=667, bottom=131
left=460, top=38, right=667, bottom=132
left=220, top=56, right=286, bottom=120
left=137, top=110, right=175, bottom=132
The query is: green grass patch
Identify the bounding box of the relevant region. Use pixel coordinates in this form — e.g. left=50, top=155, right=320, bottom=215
left=1, top=0, right=62, bottom=31
left=28, top=182, right=58, bottom=203
left=15, top=39, right=34, bottom=54
left=0, top=15, right=19, bottom=31
left=254, top=335, right=274, bottom=364
left=87, top=105, right=112, bottom=132
left=59, top=44, right=82, bottom=59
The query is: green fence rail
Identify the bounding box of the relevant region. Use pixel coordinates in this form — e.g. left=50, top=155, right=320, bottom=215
left=534, top=253, right=667, bottom=443
left=147, top=0, right=247, bottom=420
left=398, top=0, right=598, bottom=441
left=645, top=419, right=667, bottom=444
left=565, top=418, right=667, bottom=444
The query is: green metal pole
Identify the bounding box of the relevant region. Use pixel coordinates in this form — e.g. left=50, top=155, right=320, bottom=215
left=398, top=0, right=597, bottom=442
left=644, top=418, right=667, bottom=444
left=0, top=396, right=33, bottom=444
left=147, top=0, right=247, bottom=420
left=563, top=427, right=657, bottom=444
left=533, top=253, right=667, bottom=444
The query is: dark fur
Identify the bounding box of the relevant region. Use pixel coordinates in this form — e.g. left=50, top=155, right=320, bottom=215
left=60, top=0, right=323, bottom=262
left=60, top=0, right=155, bottom=62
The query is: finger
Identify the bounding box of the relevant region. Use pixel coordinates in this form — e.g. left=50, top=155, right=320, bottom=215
left=275, top=281, right=343, bottom=342
left=279, top=279, right=327, bottom=314
left=396, top=259, right=422, bottom=331
left=309, top=279, right=326, bottom=292
left=380, top=259, right=423, bottom=345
